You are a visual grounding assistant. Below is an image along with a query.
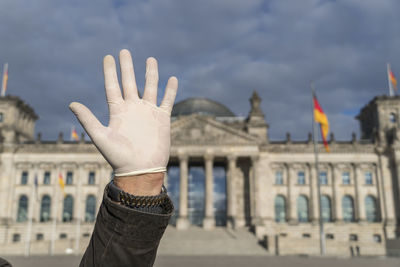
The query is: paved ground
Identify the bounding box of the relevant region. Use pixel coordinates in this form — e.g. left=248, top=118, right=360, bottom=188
left=4, top=255, right=400, bottom=267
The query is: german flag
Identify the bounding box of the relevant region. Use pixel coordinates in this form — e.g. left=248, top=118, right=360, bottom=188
left=58, top=173, right=65, bottom=196
left=71, top=126, right=79, bottom=141
left=313, top=93, right=330, bottom=152
left=389, top=69, right=397, bottom=91
left=1, top=63, right=8, bottom=96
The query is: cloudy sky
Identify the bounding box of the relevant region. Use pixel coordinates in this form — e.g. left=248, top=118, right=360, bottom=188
left=1, top=0, right=399, bottom=141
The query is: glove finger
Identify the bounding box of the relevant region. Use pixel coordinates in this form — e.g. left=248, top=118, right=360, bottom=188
left=119, top=49, right=139, bottom=100
left=160, top=76, right=178, bottom=114
left=142, top=57, right=158, bottom=105
left=69, top=102, right=105, bottom=142
left=104, top=55, right=124, bottom=113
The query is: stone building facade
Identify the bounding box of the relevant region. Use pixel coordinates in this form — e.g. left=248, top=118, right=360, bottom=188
left=0, top=93, right=399, bottom=256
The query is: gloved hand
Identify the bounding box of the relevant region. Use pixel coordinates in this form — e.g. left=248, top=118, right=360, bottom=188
left=69, top=49, right=178, bottom=177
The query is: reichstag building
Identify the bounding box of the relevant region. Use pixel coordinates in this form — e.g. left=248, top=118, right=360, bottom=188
left=0, top=92, right=399, bottom=256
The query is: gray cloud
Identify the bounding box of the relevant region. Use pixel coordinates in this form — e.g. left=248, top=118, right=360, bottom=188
left=0, top=0, right=399, bottom=141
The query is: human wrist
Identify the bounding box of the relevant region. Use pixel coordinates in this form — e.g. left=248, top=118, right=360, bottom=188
left=113, top=172, right=164, bottom=196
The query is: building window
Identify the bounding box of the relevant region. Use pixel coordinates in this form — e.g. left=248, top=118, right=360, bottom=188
left=297, top=195, right=309, bottom=222
left=12, top=234, right=21, bottom=242
left=326, top=234, right=334, bottom=240
left=88, top=171, right=95, bottom=185
left=85, top=195, right=96, bottom=222
left=342, top=195, right=355, bottom=222
left=0, top=112, right=3, bottom=122
left=59, top=233, right=67, bottom=239
left=36, top=233, right=44, bottom=241
left=43, top=171, right=51, bottom=185
left=21, top=171, right=28, bottom=185
left=319, top=171, right=328, bottom=185
left=17, top=195, right=29, bottom=222
left=83, top=233, right=90, bottom=237
left=365, top=195, right=380, bottom=222
left=63, top=195, right=74, bottom=222
left=342, top=172, right=350, bottom=185
left=302, top=233, right=311, bottom=238
left=40, top=195, right=51, bottom=222
left=373, top=234, right=382, bottom=243
left=274, top=195, right=286, bottom=222
left=349, top=234, right=358, bottom=241
left=275, top=171, right=283, bottom=185
left=389, top=113, right=396, bottom=123
left=365, top=172, right=373, bottom=185
left=66, top=171, right=73, bottom=185
left=321, top=195, right=332, bottom=222
left=297, top=171, right=305, bottom=185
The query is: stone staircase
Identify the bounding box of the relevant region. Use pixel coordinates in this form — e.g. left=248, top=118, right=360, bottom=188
left=157, top=227, right=269, bottom=256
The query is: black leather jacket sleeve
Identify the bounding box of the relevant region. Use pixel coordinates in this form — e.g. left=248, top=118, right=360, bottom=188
left=79, top=184, right=174, bottom=267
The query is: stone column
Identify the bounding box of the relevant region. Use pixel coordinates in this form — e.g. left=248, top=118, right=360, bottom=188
left=332, top=164, right=342, bottom=222
left=353, top=164, right=364, bottom=222
left=203, top=154, right=215, bottom=229
left=74, top=164, right=85, bottom=254
left=374, top=163, right=384, bottom=222
left=176, top=154, right=189, bottom=229
left=379, top=153, right=396, bottom=238
left=3, top=159, right=17, bottom=224
left=227, top=155, right=237, bottom=229
left=251, top=156, right=262, bottom=226
left=285, top=163, right=293, bottom=222
left=309, top=163, right=319, bottom=223
left=52, top=164, right=62, bottom=222
left=287, top=164, right=297, bottom=223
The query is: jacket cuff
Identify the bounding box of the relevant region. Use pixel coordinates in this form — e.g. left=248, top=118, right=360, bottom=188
left=98, top=186, right=174, bottom=241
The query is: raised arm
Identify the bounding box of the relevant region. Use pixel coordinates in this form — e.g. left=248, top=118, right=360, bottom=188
left=69, top=49, right=178, bottom=266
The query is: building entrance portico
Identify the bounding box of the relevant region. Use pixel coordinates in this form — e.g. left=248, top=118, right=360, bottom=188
left=167, top=157, right=228, bottom=229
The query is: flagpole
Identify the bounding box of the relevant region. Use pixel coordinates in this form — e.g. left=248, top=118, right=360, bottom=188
left=1, top=63, right=8, bottom=97
left=25, top=172, right=36, bottom=256
left=311, top=82, right=326, bottom=255
left=387, top=63, right=394, bottom=96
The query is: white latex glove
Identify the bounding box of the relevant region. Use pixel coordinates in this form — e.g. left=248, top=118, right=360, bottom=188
left=69, top=49, right=178, bottom=177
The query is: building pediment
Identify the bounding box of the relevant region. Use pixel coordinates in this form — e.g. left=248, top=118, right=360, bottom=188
left=171, top=115, right=259, bottom=146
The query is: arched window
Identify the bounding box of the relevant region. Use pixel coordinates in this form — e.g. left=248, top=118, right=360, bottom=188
left=63, top=195, right=74, bottom=222
left=297, top=195, right=309, bottom=222
left=17, top=195, right=28, bottom=222
left=365, top=195, right=380, bottom=222
left=274, top=195, right=286, bottom=222
left=40, top=195, right=51, bottom=222
left=321, top=195, right=332, bottom=222
left=342, top=195, right=355, bottom=222
left=85, top=195, right=96, bottom=222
